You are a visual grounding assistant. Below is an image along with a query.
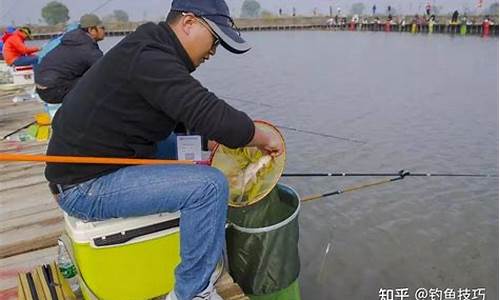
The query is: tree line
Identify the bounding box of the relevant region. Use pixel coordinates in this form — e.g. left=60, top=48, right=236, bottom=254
left=41, top=1, right=129, bottom=25
left=39, top=0, right=500, bottom=26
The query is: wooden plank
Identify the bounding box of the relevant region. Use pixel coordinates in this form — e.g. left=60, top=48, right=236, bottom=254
left=0, top=88, right=45, bottom=142
left=1, top=247, right=249, bottom=300
left=0, top=223, right=63, bottom=258
left=0, top=199, right=58, bottom=222
left=0, top=208, right=63, bottom=234
left=0, top=163, right=44, bottom=175
left=0, top=144, right=48, bottom=154
left=0, top=164, right=45, bottom=182
left=0, top=247, right=58, bottom=294
left=0, top=182, right=51, bottom=206
left=216, top=272, right=249, bottom=300
left=0, top=175, right=48, bottom=192
left=0, top=163, right=45, bottom=175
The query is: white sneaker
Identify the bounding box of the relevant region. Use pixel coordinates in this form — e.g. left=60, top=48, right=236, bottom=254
left=165, top=259, right=224, bottom=300
left=164, top=288, right=222, bottom=300
left=192, top=284, right=223, bottom=300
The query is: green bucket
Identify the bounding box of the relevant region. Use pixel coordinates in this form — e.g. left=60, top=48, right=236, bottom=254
left=460, top=24, right=467, bottom=35
left=226, top=183, right=301, bottom=300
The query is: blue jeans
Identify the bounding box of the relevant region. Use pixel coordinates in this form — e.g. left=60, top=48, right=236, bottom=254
left=156, top=133, right=178, bottom=159
left=12, top=55, right=38, bottom=66
left=57, top=164, right=229, bottom=300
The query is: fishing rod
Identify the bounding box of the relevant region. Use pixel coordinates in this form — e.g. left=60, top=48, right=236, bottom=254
left=90, top=0, right=114, bottom=13
left=284, top=171, right=498, bottom=178
left=220, top=95, right=367, bottom=144
left=0, top=153, right=209, bottom=165
left=276, top=125, right=367, bottom=144
left=2, top=121, right=36, bottom=140
left=301, top=170, right=410, bottom=202
left=220, top=95, right=275, bottom=108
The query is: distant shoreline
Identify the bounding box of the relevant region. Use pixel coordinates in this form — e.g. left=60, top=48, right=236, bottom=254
left=4, top=14, right=497, bottom=34
left=3, top=15, right=496, bottom=39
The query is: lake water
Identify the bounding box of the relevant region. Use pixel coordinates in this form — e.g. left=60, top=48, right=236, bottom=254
left=36, top=30, right=499, bottom=299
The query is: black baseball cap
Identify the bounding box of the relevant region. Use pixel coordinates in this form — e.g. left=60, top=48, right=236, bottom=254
left=171, top=0, right=250, bottom=54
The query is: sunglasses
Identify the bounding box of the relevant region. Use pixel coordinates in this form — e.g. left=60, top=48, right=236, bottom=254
left=195, top=18, right=220, bottom=50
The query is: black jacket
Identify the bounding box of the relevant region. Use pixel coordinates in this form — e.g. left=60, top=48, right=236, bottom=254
left=35, top=29, right=103, bottom=88
left=45, top=22, right=255, bottom=184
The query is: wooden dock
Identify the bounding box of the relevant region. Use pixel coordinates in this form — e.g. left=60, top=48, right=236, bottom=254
left=0, top=87, right=248, bottom=299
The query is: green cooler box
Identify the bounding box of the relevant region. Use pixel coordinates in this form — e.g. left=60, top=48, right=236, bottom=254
left=64, top=212, right=181, bottom=300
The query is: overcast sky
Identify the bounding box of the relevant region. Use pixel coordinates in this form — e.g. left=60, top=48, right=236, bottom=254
left=0, top=0, right=494, bottom=26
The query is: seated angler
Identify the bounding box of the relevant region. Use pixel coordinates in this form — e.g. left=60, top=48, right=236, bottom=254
left=45, top=0, right=283, bottom=299
left=2, top=27, right=40, bottom=66
left=35, top=14, right=105, bottom=104
left=0, top=26, right=16, bottom=60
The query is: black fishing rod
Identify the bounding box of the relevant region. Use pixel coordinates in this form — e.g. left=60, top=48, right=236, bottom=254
left=2, top=121, right=36, bottom=140
left=284, top=171, right=498, bottom=178
left=301, top=170, right=410, bottom=202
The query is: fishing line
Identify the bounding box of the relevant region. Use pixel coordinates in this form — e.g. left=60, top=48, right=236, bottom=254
left=219, top=95, right=275, bottom=108
left=276, top=125, right=367, bottom=144
left=219, top=95, right=367, bottom=144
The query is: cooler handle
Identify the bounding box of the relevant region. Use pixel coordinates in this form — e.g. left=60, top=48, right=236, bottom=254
left=92, top=217, right=180, bottom=247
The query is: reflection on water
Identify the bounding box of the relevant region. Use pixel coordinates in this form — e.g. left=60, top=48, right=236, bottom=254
left=196, top=31, right=498, bottom=299
left=34, top=31, right=499, bottom=299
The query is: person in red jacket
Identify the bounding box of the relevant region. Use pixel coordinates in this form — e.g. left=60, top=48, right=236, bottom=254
left=2, top=27, right=40, bottom=66
left=0, top=26, right=16, bottom=60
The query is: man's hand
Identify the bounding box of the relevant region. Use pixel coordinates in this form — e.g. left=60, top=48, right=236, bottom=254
left=207, top=140, right=218, bottom=151
left=247, top=125, right=284, bottom=157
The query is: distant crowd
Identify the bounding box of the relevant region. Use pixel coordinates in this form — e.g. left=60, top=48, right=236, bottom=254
left=325, top=12, right=496, bottom=27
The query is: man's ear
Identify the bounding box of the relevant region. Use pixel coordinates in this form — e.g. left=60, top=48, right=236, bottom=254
left=180, top=14, right=196, bottom=35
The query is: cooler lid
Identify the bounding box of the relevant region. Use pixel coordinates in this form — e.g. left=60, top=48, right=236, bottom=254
left=64, top=212, right=180, bottom=246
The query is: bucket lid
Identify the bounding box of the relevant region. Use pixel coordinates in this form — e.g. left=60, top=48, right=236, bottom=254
left=210, top=120, right=286, bottom=207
